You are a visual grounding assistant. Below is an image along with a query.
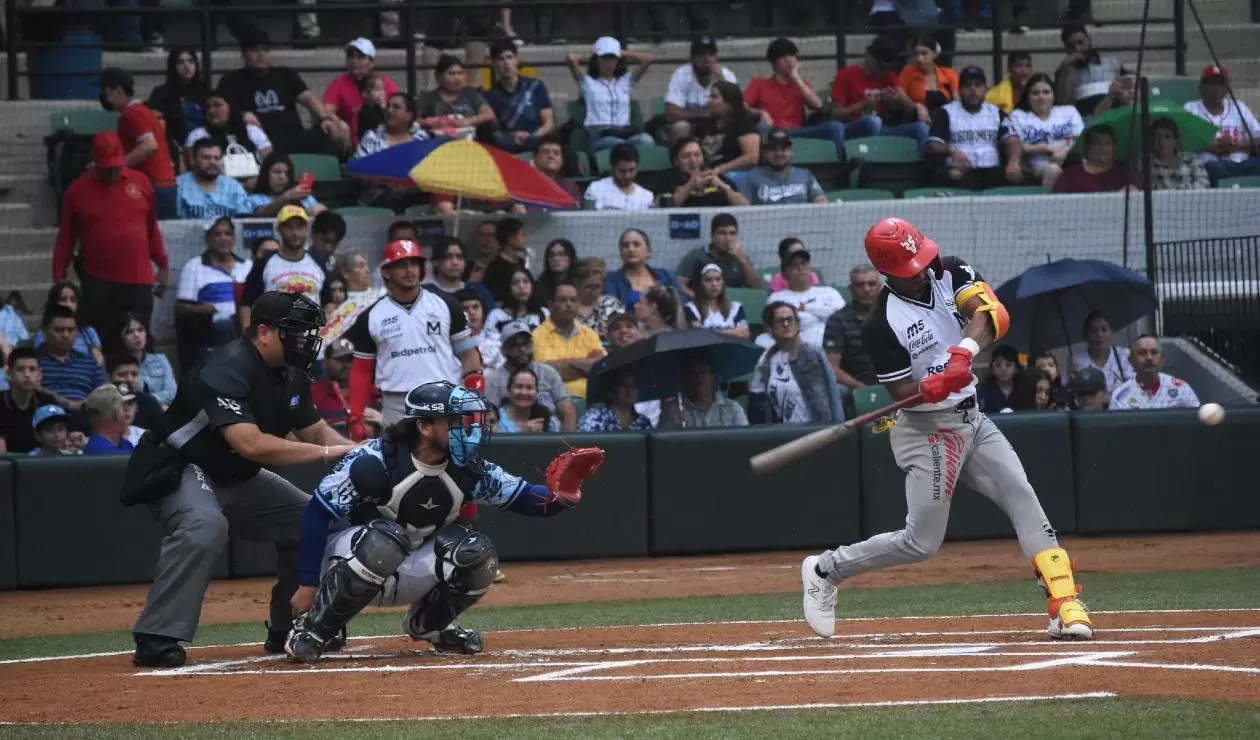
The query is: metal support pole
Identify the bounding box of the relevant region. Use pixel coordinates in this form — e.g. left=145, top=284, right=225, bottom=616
left=1173, top=0, right=1187, bottom=76
left=200, top=0, right=214, bottom=86
left=1139, top=77, right=1157, bottom=284
left=6, top=1, right=18, bottom=101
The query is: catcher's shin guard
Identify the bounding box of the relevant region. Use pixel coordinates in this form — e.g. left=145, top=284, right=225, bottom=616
left=403, top=524, right=497, bottom=652
left=1032, top=547, right=1094, bottom=640
left=287, top=520, right=411, bottom=663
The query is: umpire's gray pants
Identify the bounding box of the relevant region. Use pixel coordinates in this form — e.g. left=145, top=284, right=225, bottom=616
left=819, top=406, right=1060, bottom=581
left=133, top=464, right=309, bottom=642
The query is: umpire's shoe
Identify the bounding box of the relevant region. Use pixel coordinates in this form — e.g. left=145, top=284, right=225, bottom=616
left=265, top=622, right=346, bottom=654
left=419, top=624, right=483, bottom=655
left=133, top=633, right=187, bottom=668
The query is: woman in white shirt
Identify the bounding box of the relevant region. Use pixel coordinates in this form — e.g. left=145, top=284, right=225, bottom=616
left=483, top=266, right=549, bottom=337
left=564, top=36, right=655, bottom=152
left=1008, top=73, right=1084, bottom=190
left=1071, top=311, right=1131, bottom=392
left=685, top=263, right=749, bottom=338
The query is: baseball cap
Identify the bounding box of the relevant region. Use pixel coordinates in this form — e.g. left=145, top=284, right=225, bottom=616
left=113, top=381, right=138, bottom=403
left=346, top=37, right=376, bottom=59
left=32, top=404, right=68, bottom=432
left=691, top=35, right=718, bottom=56
left=607, top=312, right=638, bottom=331
left=1200, top=65, right=1228, bottom=82
left=325, top=338, right=354, bottom=359
left=250, top=291, right=301, bottom=330
left=1070, top=367, right=1107, bottom=395
left=203, top=215, right=234, bottom=234
left=593, top=36, right=622, bottom=57
left=959, top=66, right=988, bottom=85
left=92, top=132, right=125, bottom=169
left=766, top=37, right=798, bottom=62
left=499, top=320, right=534, bottom=343
left=276, top=205, right=309, bottom=226
left=765, top=128, right=793, bottom=150
left=781, top=249, right=812, bottom=270
left=84, top=384, right=131, bottom=417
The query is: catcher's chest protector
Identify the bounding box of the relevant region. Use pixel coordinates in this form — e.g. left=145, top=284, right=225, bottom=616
left=361, top=440, right=483, bottom=546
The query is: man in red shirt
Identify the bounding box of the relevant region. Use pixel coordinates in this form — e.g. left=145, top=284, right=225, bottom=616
left=100, top=68, right=178, bottom=220
left=828, top=37, right=929, bottom=155
left=322, top=38, right=399, bottom=146
left=53, top=133, right=169, bottom=333
left=744, top=38, right=847, bottom=159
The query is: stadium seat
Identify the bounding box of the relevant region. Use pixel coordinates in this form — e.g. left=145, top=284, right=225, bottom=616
left=846, top=137, right=925, bottom=196
left=826, top=188, right=895, bottom=202
left=981, top=186, right=1047, bottom=196
left=1217, top=176, right=1260, bottom=189
left=853, top=385, right=894, bottom=416
left=1148, top=78, right=1201, bottom=106
left=728, top=287, right=769, bottom=330
left=49, top=109, right=118, bottom=135
left=516, top=152, right=534, bottom=165
left=902, top=187, right=972, bottom=199
left=649, top=96, right=666, bottom=117
left=845, top=137, right=920, bottom=163
left=791, top=138, right=840, bottom=165
left=290, top=154, right=342, bottom=182
left=335, top=206, right=395, bottom=218
left=594, top=144, right=670, bottom=175
left=404, top=204, right=433, bottom=216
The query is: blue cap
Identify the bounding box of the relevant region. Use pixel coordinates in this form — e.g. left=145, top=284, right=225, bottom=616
left=1070, top=367, right=1107, bottom=394
left=32, top=404, right=68, bottom=432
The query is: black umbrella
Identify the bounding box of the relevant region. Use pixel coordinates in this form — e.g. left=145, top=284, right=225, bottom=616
left=586, top=329, right=764, bottom=403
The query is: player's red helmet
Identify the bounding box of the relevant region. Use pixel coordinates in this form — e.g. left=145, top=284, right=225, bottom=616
left=380, top=239, right=424, bottom=269
left=864, top=217, right=939, bottom=278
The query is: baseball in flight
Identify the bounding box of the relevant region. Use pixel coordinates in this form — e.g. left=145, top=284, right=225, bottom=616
left=1198, top=402, right=1226, bottom=426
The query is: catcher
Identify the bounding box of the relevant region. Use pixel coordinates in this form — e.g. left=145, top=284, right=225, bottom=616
left=285, top=380, right=603, bottom=663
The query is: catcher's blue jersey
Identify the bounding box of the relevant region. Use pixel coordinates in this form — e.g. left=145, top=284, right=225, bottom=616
left=313, top=439, right=554, bottom=546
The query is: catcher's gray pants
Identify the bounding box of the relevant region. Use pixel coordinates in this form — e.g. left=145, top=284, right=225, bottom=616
left=818, top=405, right=1059, bottom=581
left=133, top=464, right=308, bottom=642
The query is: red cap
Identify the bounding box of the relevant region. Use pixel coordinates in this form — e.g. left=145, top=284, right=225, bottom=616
left=864, top=217, right=939, bottom=278
left=1200, top=65, right=1228, bottom=82
left=380, top=239, right=424, bottom=269
left=92, top=132, right=125, bottom=169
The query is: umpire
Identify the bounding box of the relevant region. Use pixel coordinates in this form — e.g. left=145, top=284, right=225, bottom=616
left=124, top=292, right=358, bottom=668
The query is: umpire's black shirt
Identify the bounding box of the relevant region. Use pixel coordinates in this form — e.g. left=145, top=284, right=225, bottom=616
left=154, top=338, right=321, bottom=485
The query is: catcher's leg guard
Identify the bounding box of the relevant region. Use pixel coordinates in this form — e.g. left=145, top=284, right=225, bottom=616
left=1032, top=547, right=1094, bottom=641
left=403, top=523, right=497, bottom=654
left=286, top=520, right=411, bottom=663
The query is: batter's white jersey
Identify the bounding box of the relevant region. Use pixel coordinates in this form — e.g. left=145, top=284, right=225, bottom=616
left=862, top=257, right=981, bottom=412
left=345, top=290, right=476, bottom=392
left=1109, top=373, right=1200, bottom=410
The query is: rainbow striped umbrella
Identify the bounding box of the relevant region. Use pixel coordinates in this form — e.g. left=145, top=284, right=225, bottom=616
left=345, top=137, right=577, bottom=209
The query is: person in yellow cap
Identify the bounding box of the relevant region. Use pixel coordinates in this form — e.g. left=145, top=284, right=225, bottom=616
left=239, top=206, right=326, bottom=329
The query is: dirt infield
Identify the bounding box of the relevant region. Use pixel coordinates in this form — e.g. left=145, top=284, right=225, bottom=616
left=3, top=532, right=1260, bottom=640
left=3, top=611, right=1260, bottom=722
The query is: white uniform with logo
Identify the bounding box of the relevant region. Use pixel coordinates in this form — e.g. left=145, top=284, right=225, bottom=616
left=242, top=250, right=326, bottom=304
left=1110, top=373, right=1201, bottom=410
left=345, top=290, right=475, bottom=424
left=816, top=255, right=1062, bottom=581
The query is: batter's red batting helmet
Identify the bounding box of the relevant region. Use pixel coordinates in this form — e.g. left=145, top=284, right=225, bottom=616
left=864, top=217, right=939, bottom=278
left=380, top=239, right=424, bottom=269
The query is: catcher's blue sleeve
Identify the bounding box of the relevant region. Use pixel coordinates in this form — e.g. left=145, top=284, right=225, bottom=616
left=471, top=460, right=557, bottom=517
left=298, top=498, right=335, bottom=587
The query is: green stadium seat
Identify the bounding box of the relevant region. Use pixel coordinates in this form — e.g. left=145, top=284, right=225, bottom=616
left=335, top=206, right=395, bottom=218
left=845, top=137, right=921, bottom=164
left=1217, top=176, right=1260, bottom=189
left=981, top=185, right=1048, bottom=196
left=594, top=144, right=670, bottom=175
left=853, top=385, right=894, bottom=417
left=728, top=287, right=769, bottom=330
left=826, top=188, right=895, bottom=202
left=791, top=138, right=840, bottom=165
left=516, top=152, right=534, bottom=165
left=404, top=204, right=433, bottom=216
left=49, top=108, right=118, bottom=135
left=903, top=187, right=972, bottom=199
left=290, top=153, right=342, bottom=182
left=1148, top=78, right=1201, bottom=106
left=649, top=96, right=666, bottom=117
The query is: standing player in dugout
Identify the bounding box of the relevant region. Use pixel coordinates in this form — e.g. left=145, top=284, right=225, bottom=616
left=345, top=239, right=485, bottom=441
left=801, top=218, right=1095, bottom=642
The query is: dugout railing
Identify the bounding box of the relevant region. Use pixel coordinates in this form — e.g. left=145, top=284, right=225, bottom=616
left=4, top=0, right=1189, bottom=101
left=2, top=407, right=1260, bottom=590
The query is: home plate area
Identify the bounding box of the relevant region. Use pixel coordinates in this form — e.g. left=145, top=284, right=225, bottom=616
left=136, top=611, right=1260, bottom=714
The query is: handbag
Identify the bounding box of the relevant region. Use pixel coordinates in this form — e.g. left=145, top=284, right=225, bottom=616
left=222, top=141, right=260, bottom=180
left=119, top=432, right=188, bottom=507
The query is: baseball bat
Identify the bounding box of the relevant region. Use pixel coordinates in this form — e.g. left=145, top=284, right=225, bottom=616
left=749, top=393, right=925, bottom=475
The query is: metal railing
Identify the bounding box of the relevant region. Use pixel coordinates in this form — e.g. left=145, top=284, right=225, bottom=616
left=1155, top=235, right=1260, bottom=384
left=5, top=0, right=1188, bottom=101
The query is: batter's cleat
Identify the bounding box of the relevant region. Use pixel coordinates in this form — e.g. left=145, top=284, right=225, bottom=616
left=265, top=622, right=345, bottom=654
left=801, top=555, right=838, bottom=638
left=1048, top=600, right=1095, bottom=641
left=133, top=634, right=187, bottom=668
left=417, top=624, right=484, bottom=655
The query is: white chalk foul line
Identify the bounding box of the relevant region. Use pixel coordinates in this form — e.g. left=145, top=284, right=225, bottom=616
left=0, top=692, right=1118, bottom=725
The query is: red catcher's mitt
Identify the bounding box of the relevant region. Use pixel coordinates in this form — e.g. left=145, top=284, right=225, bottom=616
left=544, top=446, right=605, bottom=507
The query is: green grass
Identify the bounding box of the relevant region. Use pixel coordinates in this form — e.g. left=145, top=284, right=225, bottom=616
left=2, top=565, right=1258, bottom=661
left=2, top=699, right=1260, bottom=739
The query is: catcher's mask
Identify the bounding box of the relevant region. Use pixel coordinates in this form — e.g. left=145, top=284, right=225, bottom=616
left=253, top=292, right=326, bottom=379
left=404, top=381, right=493, bottom=467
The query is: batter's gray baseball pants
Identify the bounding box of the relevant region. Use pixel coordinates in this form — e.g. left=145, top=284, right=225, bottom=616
left=818, top=404, right=1059, bottom=581
left=133, top=464, right=309, bottom=642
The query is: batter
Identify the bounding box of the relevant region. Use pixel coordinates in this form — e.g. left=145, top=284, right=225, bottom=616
left=801, top=217, right=1094, bottom=641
